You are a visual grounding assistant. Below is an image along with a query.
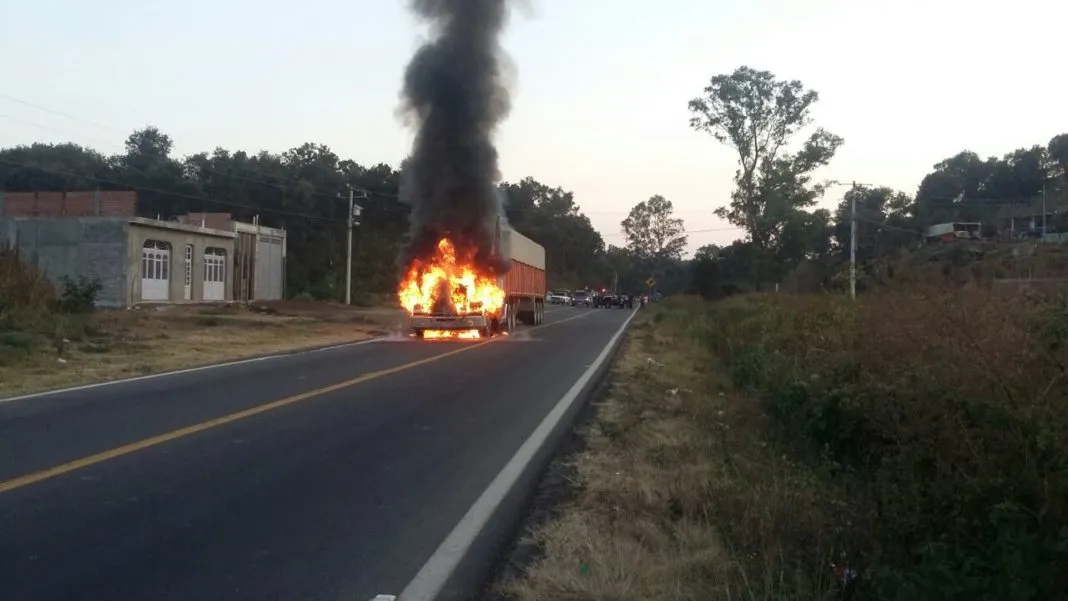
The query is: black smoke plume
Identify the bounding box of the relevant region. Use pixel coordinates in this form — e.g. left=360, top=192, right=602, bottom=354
left=397, top=0, right=515, bottom=276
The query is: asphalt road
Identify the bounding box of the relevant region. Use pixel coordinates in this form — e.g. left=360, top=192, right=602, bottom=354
left=0, top=304, right=634, bottom=601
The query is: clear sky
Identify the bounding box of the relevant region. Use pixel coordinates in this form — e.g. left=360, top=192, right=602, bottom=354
left=1, top=0, right=1065, bottom=255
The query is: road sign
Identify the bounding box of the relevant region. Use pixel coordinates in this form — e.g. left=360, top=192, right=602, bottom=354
left=645, top=277, right=655, bottom=288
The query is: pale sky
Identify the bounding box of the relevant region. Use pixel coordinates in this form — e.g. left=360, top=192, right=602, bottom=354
left=1, top=0, right=1066, bottom=256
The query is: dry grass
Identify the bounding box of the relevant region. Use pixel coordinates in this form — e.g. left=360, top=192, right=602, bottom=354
left=498, top=302, right=845, bottom=601
left=0, top=303, right=402, bottom=398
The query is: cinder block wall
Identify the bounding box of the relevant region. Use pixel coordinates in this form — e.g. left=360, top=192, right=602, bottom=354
left=0, top=217, right=129, bottom=308
left=0, top=191, right=136, bottom=308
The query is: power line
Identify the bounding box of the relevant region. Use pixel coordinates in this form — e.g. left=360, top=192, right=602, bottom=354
left=0, top=93, right=120, bottom=134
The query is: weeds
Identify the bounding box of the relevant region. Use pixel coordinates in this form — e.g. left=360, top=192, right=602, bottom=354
left=701, top=288, right=1068, bottom=600
left=501, top=303, right=847, bottom=601
left=505, top=288, right=1067, bottom=601
left=0, top=248, right=100, bottom=366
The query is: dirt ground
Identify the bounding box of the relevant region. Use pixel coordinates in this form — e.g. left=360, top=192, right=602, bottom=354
left=0, top=301, right=405, bottom=399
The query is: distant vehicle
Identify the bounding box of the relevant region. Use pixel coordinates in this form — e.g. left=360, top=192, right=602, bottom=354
left=571, top=290, right=592, bottom=307
left=594, top=293, right=614, bottom=308
left=547, top=290, right=571, bottom=305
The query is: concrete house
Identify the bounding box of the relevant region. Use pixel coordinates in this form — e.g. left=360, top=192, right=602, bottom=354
left=0, top=190, right=286, bottom=307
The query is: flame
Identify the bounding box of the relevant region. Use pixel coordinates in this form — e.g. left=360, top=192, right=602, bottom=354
left=398, top=238, right=505, bottom=316
left=421, top=329, right=482, bottom=339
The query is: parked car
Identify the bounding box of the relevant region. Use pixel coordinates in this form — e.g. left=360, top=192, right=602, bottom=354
left=571, top=290, right=592, bottom=307
left=547, top=290, right=571, bottom=305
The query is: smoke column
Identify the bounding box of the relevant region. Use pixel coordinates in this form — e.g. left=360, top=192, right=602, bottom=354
left=398, top=0, right=515, bottom=275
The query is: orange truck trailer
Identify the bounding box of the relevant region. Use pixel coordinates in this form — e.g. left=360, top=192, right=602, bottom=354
left=407, top=220, right=546, bottom=338
left=497, top=221, right=547, bottom=330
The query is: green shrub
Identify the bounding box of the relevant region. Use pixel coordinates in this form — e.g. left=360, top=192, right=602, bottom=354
left=54, top=276, right=102, bottom=313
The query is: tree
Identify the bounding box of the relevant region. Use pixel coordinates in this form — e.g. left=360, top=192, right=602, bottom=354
left=689, top=241, right=754, bottom=298
left=621, top=195, right=687, bottom=260
left=688, top=66, right=819, bottom=198
left=498, top=177, right=607, bottom=288
left=832, top=187, right=915, bottom=261
left=1048, top=134, right=1068, bottom=183
left=909, top=147, right=1055, bottom=231
left=688, top=66, right=843, bottom=287
left=1, top=127, right=609, bottom=301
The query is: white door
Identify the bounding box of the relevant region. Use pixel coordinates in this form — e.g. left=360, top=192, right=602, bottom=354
left=183, top=244, right=193, bottom=300
left=203, top=248, right=226, bottom=301
left=141, top=240, right=171, bottom=301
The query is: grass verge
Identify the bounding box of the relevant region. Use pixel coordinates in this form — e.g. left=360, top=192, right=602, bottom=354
left=496, top=289, right=1068, bottom=601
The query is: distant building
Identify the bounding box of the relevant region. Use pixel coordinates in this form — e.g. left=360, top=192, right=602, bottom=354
left=0, top=191, right=286, bottom=307
left=992, top=188, right=1068, bottom=238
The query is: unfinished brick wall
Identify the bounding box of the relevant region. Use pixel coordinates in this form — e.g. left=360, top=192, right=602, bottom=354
left=178, top=212, right=234, bottom=231
left=0, top=191, right=137, bottom=217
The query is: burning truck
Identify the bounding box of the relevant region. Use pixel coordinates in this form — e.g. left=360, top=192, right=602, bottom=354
left=394, top=0, right=533, bottom=340
left=398, top=218, right=546, bottom=339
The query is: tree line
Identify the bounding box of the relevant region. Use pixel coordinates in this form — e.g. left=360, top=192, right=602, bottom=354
left=0, top=129, right=644, bottom=300
left=678, top=65, right=1068, bottom=298
left=4, top=67, right=1065, bottom=301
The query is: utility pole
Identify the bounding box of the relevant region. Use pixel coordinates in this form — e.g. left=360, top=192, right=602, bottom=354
left=825, top=180, right=871, bottom=300
left=850, top=181, right=858, bottom=300
left=346, top=187, right=354, bottom=305
left=341, top=187, right=366, bottom=305
left=1042, top=182, right=1047, bottom=235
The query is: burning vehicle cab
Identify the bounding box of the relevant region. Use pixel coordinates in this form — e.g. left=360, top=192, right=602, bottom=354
left=398, top=222, right=546, bottom=340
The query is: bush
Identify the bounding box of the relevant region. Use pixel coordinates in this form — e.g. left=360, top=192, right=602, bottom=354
left=690, top=288, right=1068, bottom=601
left=54, top=275, right=102, bottom=313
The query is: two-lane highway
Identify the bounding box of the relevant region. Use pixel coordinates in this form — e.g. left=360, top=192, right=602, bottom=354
left=0, top=305, right=634, bottom=601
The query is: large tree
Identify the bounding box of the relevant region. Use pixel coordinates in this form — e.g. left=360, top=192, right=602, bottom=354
left=621, top=194, right=688, bottom=260
left=688, top=66, right=843, bottom=287
left=619, top=195, right=688, bottom=295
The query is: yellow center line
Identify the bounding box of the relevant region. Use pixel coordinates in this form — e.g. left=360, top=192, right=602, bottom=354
left=0, top=309, right=591, bottom=494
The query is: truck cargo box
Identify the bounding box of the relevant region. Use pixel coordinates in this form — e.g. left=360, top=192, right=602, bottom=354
left=497, top=225, right=546, bottom=299
left=502, top=261, right=546, bottom=297
left=498, top=227, right=546, bottom=270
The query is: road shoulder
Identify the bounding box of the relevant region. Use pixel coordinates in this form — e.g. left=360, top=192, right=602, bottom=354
left=485, top=300, right=844, bottom=600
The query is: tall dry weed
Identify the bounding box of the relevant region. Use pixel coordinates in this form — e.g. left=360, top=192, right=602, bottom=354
left=0, top=246, right=55, bottom=325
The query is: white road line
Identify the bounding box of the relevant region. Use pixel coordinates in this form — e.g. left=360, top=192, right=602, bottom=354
left=397, top=308, right=638, bottom=601
left=0, top=337, right=386, bottom=404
